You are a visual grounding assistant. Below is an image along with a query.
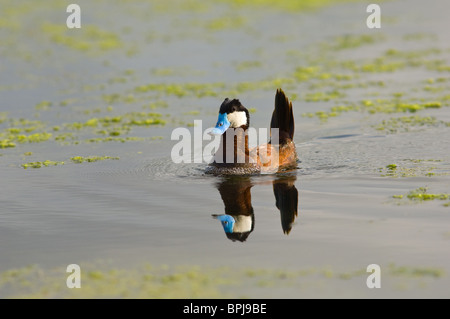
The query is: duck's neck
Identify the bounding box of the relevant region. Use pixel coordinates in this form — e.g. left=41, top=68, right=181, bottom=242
left=218, top=180, right=253, bottom=215
left=214, top=127, right=250, bottom=165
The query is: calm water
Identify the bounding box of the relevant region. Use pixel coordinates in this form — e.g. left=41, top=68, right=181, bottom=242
left=1, top=0, right=450, bottom=298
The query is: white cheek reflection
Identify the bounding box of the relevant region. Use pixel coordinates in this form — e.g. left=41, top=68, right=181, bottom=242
left=232, top=215, right=252, bottom=233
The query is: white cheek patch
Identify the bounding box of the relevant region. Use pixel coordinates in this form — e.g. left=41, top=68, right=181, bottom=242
left=232, top=215, right=252, bottom=233
left=227, top=111, right=247, bottom=128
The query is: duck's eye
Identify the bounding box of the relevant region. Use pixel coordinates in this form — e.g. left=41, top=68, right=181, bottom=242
left=223, top=221, right=228, bottom=225
left=218, top=123, right=223, bottom=127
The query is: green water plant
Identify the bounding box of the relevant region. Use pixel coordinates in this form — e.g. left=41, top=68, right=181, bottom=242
left=70, top=156, right=119, bottom=164
left=393, top=187, right=450, bottom=205
left=22, top=160, right=64, bottom=169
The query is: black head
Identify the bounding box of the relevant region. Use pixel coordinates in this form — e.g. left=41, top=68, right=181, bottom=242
left=211, top=98, right=249, bottom=135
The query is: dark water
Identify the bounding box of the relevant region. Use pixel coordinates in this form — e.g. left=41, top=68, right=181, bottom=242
left=1, top=0, right=450, bottom=297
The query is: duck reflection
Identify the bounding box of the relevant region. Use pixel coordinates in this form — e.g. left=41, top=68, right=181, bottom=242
left=212, top=174, right=298, bottom=242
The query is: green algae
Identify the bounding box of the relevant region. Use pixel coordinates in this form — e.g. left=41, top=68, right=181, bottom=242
left=326, top=34, right=384, bottom=51
left=302, top=104, right=359, bottom=121
left=379, top=159, right=448, bottom=178
left=387, top=263, right=445, bottom=278
left=0, top=139, right=16, bottom=149
left=64, top=113, right=166, bottom=137
left=220, top=0, right=368, bottom=12
left=0, top=261, right=444, bottom=298
left=374, top=115, right=449, bottom=134
left=21, top=156, right=119, bottom=168
left=70, top=156, right=119, bottom=164
left=22, top=160, right=64, bottom=169
left=205, top=16, right=246, bottom=31
left=35, top=101, right=52, bottom=111
left=1, top=131, right=52, bottom=146
left=142, top=100, right=169, bottom=110
left=304, top=90, right=346, bottom=102
left=393, top=187, right=450, bottom=204
left=235, top=60, right=262, bottom=71
left=41, top=23, right=122, bottom=53
left=86, top=137, right=147, bottom=143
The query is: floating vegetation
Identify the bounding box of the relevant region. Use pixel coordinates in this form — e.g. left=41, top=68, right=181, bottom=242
left=235, top=60, right=262, bottom=72
left=133, top=77, right=298, bottom=99
left=1, top=261, right=445, bottom=298
left=64, top=113, right=166, bottom=136
left=35, top=101, right=52, bottom=111
left=22, top=160, right=64, bottom=169
left=0, top=131, right=52, bottom=146
left=379, top=159, right=447, bottom=178
left=70, top=156, right=119, bottom=164
left=387, top=263, right=445, bottom=278
left=393, top=187, right=450, bottom=205
left=0, top=139, right=16, bottom=149
left=21, top=156, right=119, bottom=168
left=378, top=160, right=445, bottom=178
left=86, top=137, right=147, bottom=143
left=142, top=100, right=169, bottom=110
left=362, top=100, right=443, bottom=114
left=374, top=115, right=449, bottom=134
left=325, top=34, right=384, bottom=51
left=204, top=15, right=246, bottom=31
left=41, top=23, right=122, bottom=53
left=304, top=90, right=346, bottom=102
left=219, top=0, right=368, bottom=12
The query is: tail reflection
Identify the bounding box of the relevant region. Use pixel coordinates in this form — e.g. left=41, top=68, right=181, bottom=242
left=212, top=175, right=298, bottom=242
left=273, top=176, right=298, bottom=234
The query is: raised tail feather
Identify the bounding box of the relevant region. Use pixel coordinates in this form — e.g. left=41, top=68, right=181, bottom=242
left=270, top=88, right=294, bottom=145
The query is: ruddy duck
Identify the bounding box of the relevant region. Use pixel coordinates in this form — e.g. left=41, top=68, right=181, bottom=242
left=213, top=175, right=299, bottom=242
left=207, top=88, right=297, bottom=175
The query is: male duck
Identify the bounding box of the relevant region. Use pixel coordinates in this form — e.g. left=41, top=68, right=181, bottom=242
left=213, top=174, right=299, bottom=242
left=207, top=88, right=297, bottom=175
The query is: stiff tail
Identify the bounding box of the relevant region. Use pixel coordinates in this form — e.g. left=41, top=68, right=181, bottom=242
left=270, top=88, right=294, bottom=145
